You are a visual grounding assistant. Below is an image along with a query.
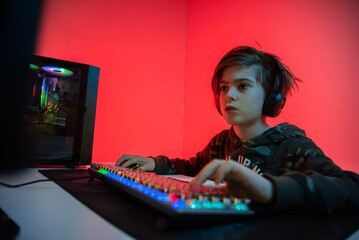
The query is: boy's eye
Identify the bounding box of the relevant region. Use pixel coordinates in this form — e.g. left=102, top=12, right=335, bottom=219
left=220, top=85, right=228, bottom=92
left=238, top=83, right=249, bottom=90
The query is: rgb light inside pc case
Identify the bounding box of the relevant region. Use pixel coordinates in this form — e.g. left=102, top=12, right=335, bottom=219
left=25, top=56, right=100, bottom=166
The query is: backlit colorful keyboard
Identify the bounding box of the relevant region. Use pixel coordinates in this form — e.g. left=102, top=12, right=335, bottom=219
left=88, top=163, right=255, bottom=223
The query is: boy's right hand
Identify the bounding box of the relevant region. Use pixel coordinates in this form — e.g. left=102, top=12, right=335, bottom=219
left=116, top=154, right=155, bottom=172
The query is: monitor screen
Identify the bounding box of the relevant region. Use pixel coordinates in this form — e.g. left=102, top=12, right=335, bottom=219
left=25, top=55, right=100, bottom=166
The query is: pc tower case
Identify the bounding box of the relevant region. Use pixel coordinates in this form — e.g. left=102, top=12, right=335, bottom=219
left=25, top=55, right=100, bottom=166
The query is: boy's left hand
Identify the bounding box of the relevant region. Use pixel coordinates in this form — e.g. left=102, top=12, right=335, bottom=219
left=188, top=159, right=274, bottom=204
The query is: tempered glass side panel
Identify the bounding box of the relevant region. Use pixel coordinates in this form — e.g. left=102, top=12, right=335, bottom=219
left=25, top=55, right=100, bottom=166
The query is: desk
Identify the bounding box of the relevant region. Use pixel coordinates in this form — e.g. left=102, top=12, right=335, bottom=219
left=1, top=168, right=359, bottom=240
left=0, top=168, right=134, bottom=240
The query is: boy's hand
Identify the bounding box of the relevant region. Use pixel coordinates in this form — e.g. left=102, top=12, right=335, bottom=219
left=188, top=159, right=274, bottom=204
left=116, top=154, right=155, bottom=172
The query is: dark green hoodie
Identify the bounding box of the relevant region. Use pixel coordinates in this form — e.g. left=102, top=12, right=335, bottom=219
left=153, top=123, right=359, bottom=214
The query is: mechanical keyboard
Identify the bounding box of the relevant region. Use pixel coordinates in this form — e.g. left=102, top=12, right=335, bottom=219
left=88, top=163, right=256, bottom=224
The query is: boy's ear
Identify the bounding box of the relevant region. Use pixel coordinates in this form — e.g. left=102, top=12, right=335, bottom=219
left=262, top=92, right=286, bottom=117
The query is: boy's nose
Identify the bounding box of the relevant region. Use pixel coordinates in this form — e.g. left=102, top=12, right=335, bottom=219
left=227, top=86, right=238, bottom=100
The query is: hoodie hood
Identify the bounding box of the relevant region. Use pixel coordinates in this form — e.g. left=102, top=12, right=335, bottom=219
left=229, top=122, right=306, bottom=148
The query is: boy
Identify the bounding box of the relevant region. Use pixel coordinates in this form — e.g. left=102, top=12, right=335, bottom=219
left=117, top=46, right=359, bottom=213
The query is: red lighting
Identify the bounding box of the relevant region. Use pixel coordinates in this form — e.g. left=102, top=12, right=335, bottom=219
left=35, top=0, right=359, bottom=173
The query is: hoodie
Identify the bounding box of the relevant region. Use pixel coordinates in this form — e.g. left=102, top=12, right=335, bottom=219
left=152, top=123, right=359, bottom=214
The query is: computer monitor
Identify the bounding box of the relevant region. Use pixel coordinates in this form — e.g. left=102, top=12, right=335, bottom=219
left=25, top=55, right=100, bottom=166
left=0, top=0, right=42, bottom=170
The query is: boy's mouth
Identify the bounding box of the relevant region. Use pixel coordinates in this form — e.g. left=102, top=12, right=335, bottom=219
left=225, top=105, right=238, bottom=111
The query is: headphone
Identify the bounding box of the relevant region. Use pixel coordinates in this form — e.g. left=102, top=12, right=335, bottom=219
left=261, top=57, right=286, bottom=118
left=262, top=91, right=286, bottom=117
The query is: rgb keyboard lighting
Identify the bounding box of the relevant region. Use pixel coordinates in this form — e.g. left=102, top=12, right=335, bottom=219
left=96, top=164, right=250, bottom=212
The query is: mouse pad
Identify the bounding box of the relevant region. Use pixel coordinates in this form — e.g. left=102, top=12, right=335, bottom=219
left=39, top=169, right=359, bottom=240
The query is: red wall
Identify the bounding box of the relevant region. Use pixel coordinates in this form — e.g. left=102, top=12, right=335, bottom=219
left=35, top=0, right=359, bottom=173
left=35, top=0, right=188, bottom=164
left=183, top=0, right=359, bottom=173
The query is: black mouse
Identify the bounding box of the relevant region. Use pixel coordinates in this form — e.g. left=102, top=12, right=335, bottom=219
left=126, top=162, right=142, bottom=169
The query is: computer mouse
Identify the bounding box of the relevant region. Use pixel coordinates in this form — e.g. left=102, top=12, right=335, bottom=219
left=126, top=162, right=142, bottom=169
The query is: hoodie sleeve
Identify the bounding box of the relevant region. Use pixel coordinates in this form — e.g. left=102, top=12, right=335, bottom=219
left=151, top=130, right=229, bottom=176
left=152, top=151, right=209, bottom=177
left=264, top=137, right=359, bottom=214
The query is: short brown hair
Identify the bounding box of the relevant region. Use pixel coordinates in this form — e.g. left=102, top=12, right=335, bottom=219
left=211, top=46, right=300, bottom=114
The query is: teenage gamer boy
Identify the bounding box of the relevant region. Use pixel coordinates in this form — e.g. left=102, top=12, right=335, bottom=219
left=117, top=46, right=359, bottom=214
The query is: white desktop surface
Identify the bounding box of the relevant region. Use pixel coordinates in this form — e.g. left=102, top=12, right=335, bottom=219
left=0, top=168, right=134, bottom=240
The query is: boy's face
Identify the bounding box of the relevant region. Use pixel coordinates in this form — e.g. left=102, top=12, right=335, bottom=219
left=219, top=65, right=266, bottom=127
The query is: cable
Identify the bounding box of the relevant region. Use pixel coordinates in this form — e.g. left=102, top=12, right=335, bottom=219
left=0, top=176, right=92, bottom=188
